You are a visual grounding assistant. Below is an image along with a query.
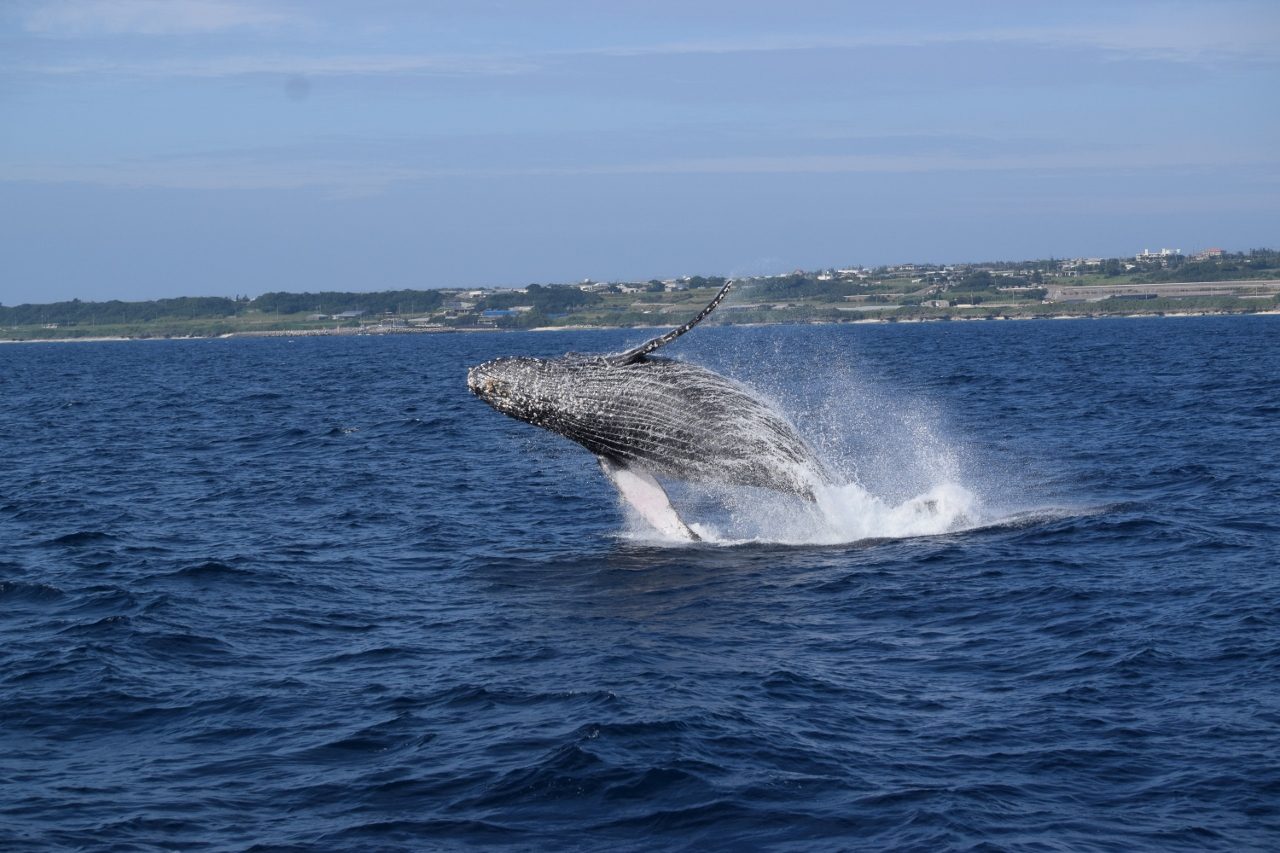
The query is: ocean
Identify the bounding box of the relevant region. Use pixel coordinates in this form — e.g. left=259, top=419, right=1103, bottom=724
left=2, top=316, right=1278, bottom=851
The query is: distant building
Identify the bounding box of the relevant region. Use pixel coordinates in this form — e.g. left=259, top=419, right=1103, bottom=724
left=1136, top=248, right=1181, bottom=260
left=1193, top=247, right=1225, bottom=260
left=334, top=310, right=364, bottom=320
left=1061, top=258, right=1103, bottom=276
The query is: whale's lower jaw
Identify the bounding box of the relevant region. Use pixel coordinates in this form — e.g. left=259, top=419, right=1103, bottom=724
left=589, top=445, right=822, bottom=501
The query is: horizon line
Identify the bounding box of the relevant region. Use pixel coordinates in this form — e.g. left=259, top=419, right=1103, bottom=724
left=2, top=246, right=1271, bottom=308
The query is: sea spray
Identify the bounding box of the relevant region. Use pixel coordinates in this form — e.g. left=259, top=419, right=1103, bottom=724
left=616, top=326, right=990, bottom=546
left=620, top=479, right=982, bottom=546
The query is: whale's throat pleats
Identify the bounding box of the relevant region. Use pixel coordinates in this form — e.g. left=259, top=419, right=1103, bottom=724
left=597, top=457, right=700, bottom=542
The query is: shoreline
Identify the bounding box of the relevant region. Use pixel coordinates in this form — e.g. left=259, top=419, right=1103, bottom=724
left=3, top=309, right=1277, bottom=344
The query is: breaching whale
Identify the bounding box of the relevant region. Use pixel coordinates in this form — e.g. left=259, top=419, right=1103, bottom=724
left=467, top=280, right=828, bottom=541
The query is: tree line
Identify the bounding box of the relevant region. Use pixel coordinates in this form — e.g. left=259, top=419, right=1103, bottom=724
left=750, top=274, right=868, bottom=300
left=0, top=296, right=243, bottom=327
left=0, top=283, right=610, bottom=327
left=1131, top=249, right=1279, bottom=283
left=0, top=289, right=446, bottom=326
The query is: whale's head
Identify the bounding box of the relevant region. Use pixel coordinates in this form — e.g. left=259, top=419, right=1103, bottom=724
left=468, top=355, right=587, bottom=425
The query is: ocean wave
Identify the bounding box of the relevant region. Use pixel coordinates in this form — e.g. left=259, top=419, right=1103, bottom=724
left=2, top=319, right=1279, bottom=850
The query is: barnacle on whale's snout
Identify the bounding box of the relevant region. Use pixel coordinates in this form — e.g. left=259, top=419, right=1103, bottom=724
left=467, top=357, right=550, bottom=417
left=466, top=361, right=505, bottom=399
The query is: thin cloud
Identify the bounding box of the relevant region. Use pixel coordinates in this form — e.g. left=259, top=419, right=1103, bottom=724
left=29, top=52, right=539, bottom=78
left=24, top=0, right=290, bottom=37
left=987, top=20, right=1280, bottom=63
left=5, top=146, right=1273, bottom=194
left=15, top=5, right=1274, bottom=81
left=0, top=158, right=428, bottom=193
left=588, top=17, right=1280, bottom=65
left=543, top=150, right=1279, bottom=178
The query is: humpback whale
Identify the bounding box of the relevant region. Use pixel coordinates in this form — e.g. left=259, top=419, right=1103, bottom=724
left=467, top=280, right=828, bottom=540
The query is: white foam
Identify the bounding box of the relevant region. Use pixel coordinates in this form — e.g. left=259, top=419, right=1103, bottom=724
left=616, top=479, right=986, bottom=547
left=809, top=480, right=981, bottom=543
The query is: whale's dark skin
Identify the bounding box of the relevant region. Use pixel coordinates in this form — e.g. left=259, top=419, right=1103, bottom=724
left=467, top=281, right=827, bottom=538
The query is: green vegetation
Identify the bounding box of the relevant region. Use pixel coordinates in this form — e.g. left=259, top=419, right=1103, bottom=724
left=0, top=295, right=242, bottom=327
left=3, top=249, right=1277, bottom=341
left=1132, top=248, right=1280, bottom=283
left=250, top=289, right=444, bottom=316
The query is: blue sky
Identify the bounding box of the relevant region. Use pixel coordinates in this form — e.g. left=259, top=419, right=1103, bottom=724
left=1, top=0, right=1277, bottom=303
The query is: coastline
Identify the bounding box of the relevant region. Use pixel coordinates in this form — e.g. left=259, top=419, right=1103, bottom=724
left=3, top=308, right=1277, bottom=344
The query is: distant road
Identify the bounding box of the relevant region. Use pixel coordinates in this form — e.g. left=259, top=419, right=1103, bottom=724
left=1047, top=279, right=1280, bottom=302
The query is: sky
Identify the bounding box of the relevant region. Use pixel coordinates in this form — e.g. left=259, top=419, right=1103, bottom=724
left=1, top=0, right=1278, bottom=304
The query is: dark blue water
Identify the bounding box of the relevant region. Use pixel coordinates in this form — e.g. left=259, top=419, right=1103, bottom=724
left=2, top=317, right=1278, bottom=851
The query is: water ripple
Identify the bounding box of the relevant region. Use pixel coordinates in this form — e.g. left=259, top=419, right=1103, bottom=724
left=1, top=320, right=1278, bottom=850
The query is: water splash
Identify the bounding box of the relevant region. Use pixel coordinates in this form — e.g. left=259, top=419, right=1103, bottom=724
left=620, top=479, right=982, bottom=547
left=615, top=331, right=1006, bottom=547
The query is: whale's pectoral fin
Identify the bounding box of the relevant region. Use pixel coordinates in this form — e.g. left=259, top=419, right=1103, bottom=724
left=609, top=278, right=734, bottom=365
left=597, top=457, right=700, bottom=542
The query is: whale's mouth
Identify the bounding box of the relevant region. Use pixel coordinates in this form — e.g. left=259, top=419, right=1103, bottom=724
left=467, top=359, right=527, bottom=415
left=467, top=363, right=504, bottom=401
left=465, top=366, right=490, bottom=396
